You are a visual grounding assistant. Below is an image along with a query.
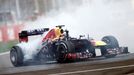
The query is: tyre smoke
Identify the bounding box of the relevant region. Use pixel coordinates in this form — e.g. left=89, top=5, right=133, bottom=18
left=17, top=36, right=42, bottom=61
left=21, top=0, right=134, bottom=61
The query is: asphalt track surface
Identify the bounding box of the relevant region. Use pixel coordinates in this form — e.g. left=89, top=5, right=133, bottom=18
left=0, top=52, right=134, bottom=75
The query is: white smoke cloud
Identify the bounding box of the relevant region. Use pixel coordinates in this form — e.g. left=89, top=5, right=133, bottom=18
left=17, top=37, right=42, bottom=61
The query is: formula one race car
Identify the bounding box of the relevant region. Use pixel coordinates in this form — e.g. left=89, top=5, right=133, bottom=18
left=10, top=25, right=128, bottom=67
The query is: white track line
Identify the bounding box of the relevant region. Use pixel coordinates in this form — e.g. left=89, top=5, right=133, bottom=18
left=49, top=64, right=134, bottom=75
left=0, top=51, right=9, bottom=55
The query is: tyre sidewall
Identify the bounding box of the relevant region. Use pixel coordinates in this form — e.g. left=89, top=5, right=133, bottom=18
left=10, top=46, right=24, bottom=67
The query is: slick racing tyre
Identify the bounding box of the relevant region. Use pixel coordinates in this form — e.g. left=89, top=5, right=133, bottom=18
left=102, top=36, right=119, bottom=48
left=101, top=36, right=119, bottom=58
left=56, top=41, right=74, bottom=63
left=10, top=46, right=24, bottom=67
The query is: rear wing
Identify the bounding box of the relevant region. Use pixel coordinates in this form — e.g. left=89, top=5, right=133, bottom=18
left=19, top=28, right=49, bottom=42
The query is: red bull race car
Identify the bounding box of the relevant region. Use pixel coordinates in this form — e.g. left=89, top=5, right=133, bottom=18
left=10, top=25, right=128, bottom=67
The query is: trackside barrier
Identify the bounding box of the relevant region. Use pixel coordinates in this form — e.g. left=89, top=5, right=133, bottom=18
left=0, top=25, right=24, bottom=42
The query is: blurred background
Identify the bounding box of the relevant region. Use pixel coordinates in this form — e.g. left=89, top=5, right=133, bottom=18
left=0, top=0, right=134, bottom=53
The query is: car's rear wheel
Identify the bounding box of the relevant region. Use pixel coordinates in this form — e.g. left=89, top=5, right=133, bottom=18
left=10, top=46, right=24, bottom=67
left=56, top=41, right=74, bottom=63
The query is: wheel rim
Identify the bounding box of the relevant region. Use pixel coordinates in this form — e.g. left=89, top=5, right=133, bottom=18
left=10, top=49, right=17, bottom=65
left=57, top=44, right=66, bottom=62
left=59, top=45, right=66, bottom=58
left=11, top=54, right=16, bottom=62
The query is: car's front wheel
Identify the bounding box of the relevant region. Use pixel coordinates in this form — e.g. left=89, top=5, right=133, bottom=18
left=101, top=36, right=119, bottom=58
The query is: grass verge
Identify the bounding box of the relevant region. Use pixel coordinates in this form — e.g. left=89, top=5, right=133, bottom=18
left=0, top=40, right=18, bottom=53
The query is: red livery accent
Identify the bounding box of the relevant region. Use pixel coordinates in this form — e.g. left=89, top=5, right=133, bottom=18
left=42, top=29, right=56, bottom=42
